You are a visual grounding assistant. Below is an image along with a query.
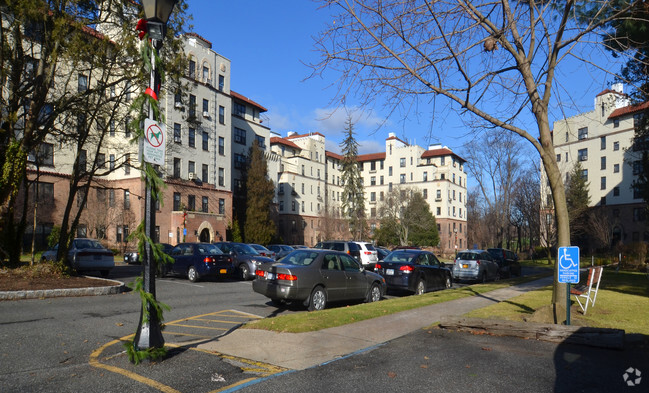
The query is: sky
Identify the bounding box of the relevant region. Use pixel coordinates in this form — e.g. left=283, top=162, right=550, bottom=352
left=184, top=1, right=626, bottom=158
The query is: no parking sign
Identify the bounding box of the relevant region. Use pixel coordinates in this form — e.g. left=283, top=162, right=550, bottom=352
left=142, top=119, right=165, bottom=165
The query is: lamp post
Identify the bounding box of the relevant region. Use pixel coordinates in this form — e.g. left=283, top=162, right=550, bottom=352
left=133, top=0, right=177, bottom=353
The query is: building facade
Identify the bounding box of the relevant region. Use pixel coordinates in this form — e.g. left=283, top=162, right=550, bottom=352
left=541, top=83, right=648, bottom=247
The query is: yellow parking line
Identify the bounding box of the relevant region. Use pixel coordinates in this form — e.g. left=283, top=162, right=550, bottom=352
left=166, top=323, right=228, bottom=330
left=187, top=318, right=242, bottom=324
left=163, top=331, right=213, bottom=338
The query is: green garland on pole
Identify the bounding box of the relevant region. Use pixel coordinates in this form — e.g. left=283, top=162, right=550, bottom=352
left=123, top=33, right=173, bottom=365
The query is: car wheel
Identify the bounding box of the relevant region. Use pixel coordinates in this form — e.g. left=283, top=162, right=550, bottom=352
left=415, top=279, right=426, bottom=295
left=307, top=286, right=327, bottom=311
left=367, top=283, right=381, bottom=303
left=100, top=270, right=110, bottom=278
left=188, top=266, right=199, bottom=282
left=445, top=275, right=452, bottom=289
left=238, top=264, right=250, bottom=280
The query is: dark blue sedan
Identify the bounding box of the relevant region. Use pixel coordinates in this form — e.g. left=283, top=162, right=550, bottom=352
left=162, top=243, right=233, bottom=282
left=375, top=250, right=452, bottom=295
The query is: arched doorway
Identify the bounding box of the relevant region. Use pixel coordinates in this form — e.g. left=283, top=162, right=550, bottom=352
left=199, top=228, right=210, bottom=243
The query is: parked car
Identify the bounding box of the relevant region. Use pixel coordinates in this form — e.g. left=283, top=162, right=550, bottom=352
left=313, top=241, right=362, bottom=263
left=487, top=248, right=522, bottom=278
left=452, top=250, right=500, bottom=283
left=291, top=245, right=308, bottom=249
left=249, top=244, right=276, bottom=260
left=374, top=249, right=452, bottom=294
left=42, top=238, right=114, bottom=277
left=267, top=244, right=295, bottom=260
left=354, top=241, right=379, bottom=270
left=124, top=243, right=174, bottom=264
left=252, top=249, right=386, bottom=311
left=376, top=246, right=390, bottom=261
left=161, top=242, right=233, bottom=282
left=213, top=242, right=275, bottom=280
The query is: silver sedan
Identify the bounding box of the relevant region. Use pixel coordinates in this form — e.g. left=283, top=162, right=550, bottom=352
left=252, top=249, right=386, bottom=311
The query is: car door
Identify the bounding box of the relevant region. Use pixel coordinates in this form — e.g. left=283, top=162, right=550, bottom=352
left=340, top=254, right=367, bottom=300
left=427, top=253, right=445, bottom=289
left=482, top=252, right=498, bottom=279
left=172, top=244, right=192, bottom=274
left=320, top=253, right=347, bottom=302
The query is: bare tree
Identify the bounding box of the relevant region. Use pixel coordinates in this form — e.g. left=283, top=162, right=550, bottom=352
left=310, top=0, right=637, bottom=320
left=511, top=163, right=542, bottom=255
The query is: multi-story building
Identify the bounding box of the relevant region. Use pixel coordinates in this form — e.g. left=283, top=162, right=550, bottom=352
left=542, top=83, right=648, bottom=246
left=270, top=132, right=467, bottom=254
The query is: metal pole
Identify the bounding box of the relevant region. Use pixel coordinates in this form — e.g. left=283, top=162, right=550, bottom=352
left=566, top=283, right=571, bottom=325
left=134, top=38, right=164, bottom=351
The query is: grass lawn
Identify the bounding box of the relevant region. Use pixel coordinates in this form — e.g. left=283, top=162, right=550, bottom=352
left=464, top=269, right=649, bottom=335
left=244, top=273, right=551, bottom=333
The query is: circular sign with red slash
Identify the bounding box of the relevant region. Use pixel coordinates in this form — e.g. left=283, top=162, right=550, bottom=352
left=143, top=119, right=166, bottom=165
left=146, top=122, right=164, bottom=147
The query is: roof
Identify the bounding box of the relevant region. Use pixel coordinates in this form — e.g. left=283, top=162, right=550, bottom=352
left=325, top=151, right=343, bottom=160
left=357, top=152, right=386, bottom=162
left=184, top=32, right=212, bottom=48
left=421, top=148, right=466, bottom=163
left=270, top=137, right=301, bottom=150
left=230, top=90, right=267, bottom=112
left=386, top=134, right=409, bottom=146
left=285, top=132, right=326, bottom=140
left=608, top=101, right=649, bottom=119
left=596, top=88, right=625, bottom=97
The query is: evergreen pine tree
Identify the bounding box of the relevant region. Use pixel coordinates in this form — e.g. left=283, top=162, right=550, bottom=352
left=244, top=140, right=276, bottom=244
left=339, top=116, right=367, bottom=240
left=565, top=162, right=591, bottom=244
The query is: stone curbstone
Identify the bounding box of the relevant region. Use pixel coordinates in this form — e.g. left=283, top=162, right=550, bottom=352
left=0, top=276, right=126, bottom=301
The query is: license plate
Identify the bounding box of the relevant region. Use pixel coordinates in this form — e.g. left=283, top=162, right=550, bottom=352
left=266, top=272, right=275, bottom=280
left=220, top=269, right=227, bottom=274
left=386, top=269, right=394, bottom=275
left=462, top=264, right=468, bottom=269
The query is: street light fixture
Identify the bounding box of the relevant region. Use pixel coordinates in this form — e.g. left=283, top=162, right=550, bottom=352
left=133, top=0, right=177, bottom=354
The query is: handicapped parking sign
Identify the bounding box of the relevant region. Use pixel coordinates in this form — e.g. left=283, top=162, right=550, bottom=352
left=558, top=246, right=580, bottom=284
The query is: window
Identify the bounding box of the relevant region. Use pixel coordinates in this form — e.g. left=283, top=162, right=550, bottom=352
left=188, top=161, right=195, bottom=176
left=634, top=113, right=644, bottom=128
left=400, top=174, right=406, bottom=184
left=389, top=166, right=393, bottom=176
left=202, top=64, right=210, bottom=83
left=31, top=143, right=54, bottom=166
left=556, top=154, right=561, bottom=162
left=614, top=163, right=620, bottom=173
left=601, top=176, right=606, bottom=190
left=219, top=198, right=225, bottom=214
left=219, top=106, right=225, bottom=124
left=110, top=120, right=115, bottom=136
left=109, top=189, right=115, bottom=207
left=581, top=169, right=588, bottom=181
left=578, top=148, right=588, bottom=161
left=124, top=116, right=131, bottom=138
left=234, top=153, right=246, bottom=169
left=565, top=132, right=569, bottom=142
left=613, top=141, right=619, bottom=151
left=633, top=207, right=646, bottom=221
left=32, top=182, right=54, bottom=204
left=234, top=128, right=247, bottom=145
left=202, top=131, right=209, bottom=151
left=292, top=201, right=296, bottom=212
left=187, top=195, right=196, bottom=211
left=371, top=176, right=376, bottom=186
left=234, top=102, right=246, bottom=117
left=600, top=136, right=606, bottom=150
left=614, top=118, right=619, bottom=128
left=78, top=74, right=88, bottom=92
left=173, top=157, right=181, bottom=178
left=255, top=135, right=265, bottom=148
left=188, top=127, right=195, bottom=148
left=174, top=92, right=182, bottom=107
left=423, top=172, right=428, bottom=182
left=124, top=189, right=130, bottom=209
left=578, top=127, right=588, bottom=140
left=97, top=153, right=106, bottom=169
left=423, top=189, right=428, bottom=199
left=125, top=81, right=132, bottom=101
left=202, top=164, right=208, bottom=184
left=633, top=160, right=642, bottom=175
left=218, top=74, right=224, bottom=91
left=188, top=59, right=196, bottom=79
left=116, top=226, right=122, bottom=243
left=174, top=123, right=181, bottom=143
left=279, top=200, right=284, bottom=211
left=601, top=156, right=606, bottom=170
left=124, top=153, right=130, bottom=175
left=218, top=168, right=224, bottom=186
left=380, top=191, right=384, bottom=201
left=370, top=192, right=376, bottom=202
left=173, top=192, right=181, bottom=211
left=77, top=149, right=87, bottom=173
left=219, top=137, right=225, bottom=155
left=370, top=161, right=376, bottom=171
left=189, top=94, right=196, bottom=118
left=400, top=158, right=406, bottom=167
left=436, top=189, right=442, bottom=200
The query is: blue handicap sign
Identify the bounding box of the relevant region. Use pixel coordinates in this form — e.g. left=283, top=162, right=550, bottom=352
left=558, top=246, right=580, bottom=283
left=183, top=228, right=187, bottom=236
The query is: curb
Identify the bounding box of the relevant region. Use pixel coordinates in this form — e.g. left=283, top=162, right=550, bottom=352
left=0, top=276, right=126, bottom=301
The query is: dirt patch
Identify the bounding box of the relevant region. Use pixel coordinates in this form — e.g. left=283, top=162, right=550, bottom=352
left=0, top=263, right=115, bottom=291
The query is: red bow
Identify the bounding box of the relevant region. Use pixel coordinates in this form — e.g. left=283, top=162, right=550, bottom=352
left=144, top=87, right=158, bottom=101
left=135, top=19, right=147, bottom=40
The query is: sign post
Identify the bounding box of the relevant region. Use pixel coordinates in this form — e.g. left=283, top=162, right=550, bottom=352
left=558, top=246, right=580, bottom=325
left=143, top=119, right=165, bottom=166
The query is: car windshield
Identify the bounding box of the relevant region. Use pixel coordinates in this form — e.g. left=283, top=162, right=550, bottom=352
left=196, top=244, right=223, bottom=255
left=384, top=252, right=416, bottom=263
left=487, top=249, right=501, bottom=258
left=73, top=239, right=104, bottom=249
left=281, top=250, right=319, bottom=266
left=457, top=252, right=479, bottom=260
left=234, top=243, right=259, bottom=255
left=362, top=243, right=376, bottom=251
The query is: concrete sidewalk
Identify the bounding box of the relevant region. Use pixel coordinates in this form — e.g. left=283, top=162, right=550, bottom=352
left=199, top=276, right=554, bottom=370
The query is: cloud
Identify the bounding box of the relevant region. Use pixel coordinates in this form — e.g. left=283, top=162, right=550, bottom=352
left=310, top=106, right=387, bottom=137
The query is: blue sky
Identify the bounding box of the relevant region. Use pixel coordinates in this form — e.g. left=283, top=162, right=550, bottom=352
left=185, top=1, right=625, bottom=157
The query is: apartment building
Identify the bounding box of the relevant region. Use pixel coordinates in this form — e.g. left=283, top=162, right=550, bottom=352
left=270, top=132, right=467, bottom=254
left=542, top=83, right=648, bottom=246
